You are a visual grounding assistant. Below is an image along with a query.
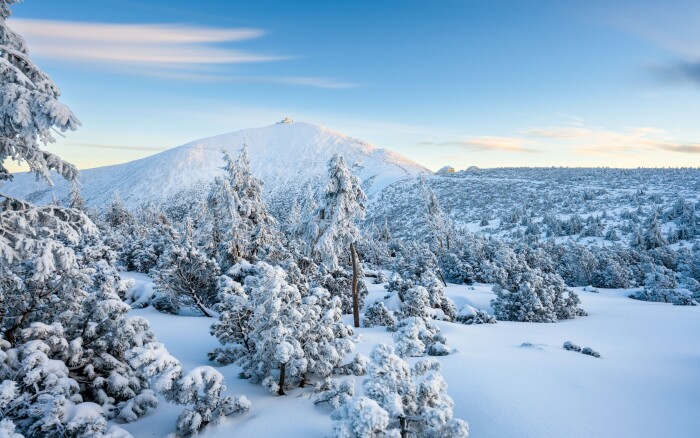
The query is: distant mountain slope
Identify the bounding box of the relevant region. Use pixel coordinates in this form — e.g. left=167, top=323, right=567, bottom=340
left=1, top=121, right=429, bottom=214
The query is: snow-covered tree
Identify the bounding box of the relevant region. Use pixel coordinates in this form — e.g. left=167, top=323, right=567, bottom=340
left=128, top=343, right=249, bottom=437
left=491, top=250, right=586, bottom=322
left=420, top=176, right=454, bottom=250
left=240, top=262, right=306, bottom=395
left=0, top=0, right=80, bottom=182
left=206, top=147, right=280, bottom=269
left=69, top=180, right=85, bottom=210
left=359, top=344, right=468, bottom=437
left=331, top=396, right=396, bottom=438
left=642, top=216, right=668, bottom=250
left=306, top=155, right=366, bottom=327
left=630, top=263, right=696, bottom=305
left=210, top=262, right=355, bottom=394
left=314, top=377, right=354, bottom=409
left=363, top=302, right=396, bottom=329
left=298, top=287, right=355, bottom=386
left=153, top=235, right=221, bottom=317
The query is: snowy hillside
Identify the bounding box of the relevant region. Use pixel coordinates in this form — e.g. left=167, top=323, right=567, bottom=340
left=1, top=121, right=428, bottom=213
left=369, top=167, right=700, bottom=247
left=120, top=274, right=700, bottom=438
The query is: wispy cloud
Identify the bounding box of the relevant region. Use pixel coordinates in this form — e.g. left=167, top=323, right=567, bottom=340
left=8, top=18, right=356, bottom=88
left=419, top=136, right=539, bottom=153
left=524, top=124, right=700, bottom=154
left=10, top=19, right=282, bottom=65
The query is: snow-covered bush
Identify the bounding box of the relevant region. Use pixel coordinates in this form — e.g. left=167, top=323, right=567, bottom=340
left=210, top=262, right=355, bottom=394
left=373, top=270, right=388, bottom=284
left=491, top=253, right=586, bottom=322
left=455, top=305, right=497, bottom=325
left=363, top=302, right=397, bottom=329
left=393, top=317, right=448, bottom=358
left=563, top=341, right=582, bottom=352
left=629, top=264, right=697, bottom=305
left=153, top=242, right=221, bottom=316
left=581, top=347, right=601, bottom=358
left=314, top=378, right=354, bottom=409
left=128, top=343, right=249, bottom=437
left=358, top=344, right=468, bottom=437
left=331, top=397, right=395, bottom=438
left=336, top=354, right=369, bottom=376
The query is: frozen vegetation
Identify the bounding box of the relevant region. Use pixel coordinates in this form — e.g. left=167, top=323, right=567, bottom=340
left=1, top=1, right=699, bottom=437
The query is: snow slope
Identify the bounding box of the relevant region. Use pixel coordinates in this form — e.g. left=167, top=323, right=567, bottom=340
left=120, top=274, right=700, bottom=438
left=1, top=121, right=428, bottom=212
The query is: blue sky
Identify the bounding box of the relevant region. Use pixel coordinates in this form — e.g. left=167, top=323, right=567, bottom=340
left=6, top=0, right=700, bottom=170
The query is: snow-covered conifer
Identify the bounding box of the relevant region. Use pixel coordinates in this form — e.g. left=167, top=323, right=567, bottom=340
left=314, top=377, right=354, bottom=409
left=360, top=344, right=468, bottom=437
left=363, top=302, right=396, bottom=329
left=153, top=240, right=221, bottom=317
left=0, top=0, right=80, bottom=182
left=306, top=155, right=367, bottom=326
left=206, top=147, right=280, bottom=269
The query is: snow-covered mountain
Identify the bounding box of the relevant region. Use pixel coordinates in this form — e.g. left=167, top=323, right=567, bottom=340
left=1, top=121, right=429, bottom=213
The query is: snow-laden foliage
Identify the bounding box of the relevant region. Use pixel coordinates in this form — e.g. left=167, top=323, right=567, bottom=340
left=206, top=147, right=281, bottom=269
left=0, top=1, right=80, bottom=182
left=152, top=235, right=221, bottom=316
left=393, top=317, right=449, bottom=358
left=314, top=377, right=354, bottom=409
left=363, top=302, right=396, bottom=329
left=304, top=154, right=366, bottom=270
left=128, top=343, right=249, bottom=436
left=315, top=267, right=369, bottom=315
left=455, top=305, right=497, bottom=325
left=491, top=247, right=586, bottom=322
left=338, top=344, right=468, bottom=437
left=629, top=263, right=697, bottom=306
left=331, top=396, right=396, bottom=438
left=209, top=262, right=355, bottom=395
left=0, top=275, right=173, bottom=436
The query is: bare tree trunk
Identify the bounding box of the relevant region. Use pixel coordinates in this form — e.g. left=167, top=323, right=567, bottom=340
left=399, top=415, right=408, bottom=438
left=350, top=242, right=360, bottom=328
left=278, top=362, right=287, bottom=396
left=436, top=268, right=447, bottom=287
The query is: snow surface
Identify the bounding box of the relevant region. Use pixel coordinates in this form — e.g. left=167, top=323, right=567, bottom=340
left=1, top=122, right=428, bottom=212
left=120, top=273, right=700, bottom=438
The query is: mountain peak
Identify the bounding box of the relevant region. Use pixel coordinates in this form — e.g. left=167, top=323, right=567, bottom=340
left=3, top=122, right=429, bottom=213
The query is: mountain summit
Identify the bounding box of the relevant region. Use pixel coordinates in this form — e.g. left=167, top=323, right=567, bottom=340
left=1, top=122, right=428, bottom=211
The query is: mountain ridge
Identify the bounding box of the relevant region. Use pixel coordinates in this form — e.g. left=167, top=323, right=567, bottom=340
left=1, top=121, right=429, bottom=213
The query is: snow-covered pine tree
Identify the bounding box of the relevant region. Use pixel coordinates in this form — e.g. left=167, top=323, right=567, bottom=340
left=128, top=342, right=250, bottom=437
left=206, top=147, right=280, bottom=269
left=306, top=155, right=367, bottom=327
left=210, top=262, right=356, bottom=394
left=643, top=216, right=668, bottom=250
left=491, top=249, right=586, bottom=322
left=359, top=343, right=468, bottom=437
left=0, top=0, right=80, bottom=182
left=153, top=236, right=221, bottom=317
left=215, top=262, right=306, bottom=395
left=69, top=180, right=85, bottom=210
left=298, top=287, right=355, bottom=386
left=420, top=175, right=453, bottom=251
